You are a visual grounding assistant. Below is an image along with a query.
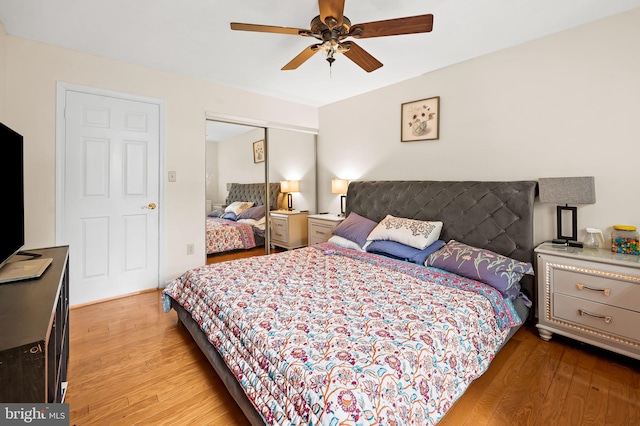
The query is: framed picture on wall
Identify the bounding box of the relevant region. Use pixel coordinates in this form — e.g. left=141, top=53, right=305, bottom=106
left=253, top=139, right=265, bottom=163
left=401, top=96, right=440, bottom=142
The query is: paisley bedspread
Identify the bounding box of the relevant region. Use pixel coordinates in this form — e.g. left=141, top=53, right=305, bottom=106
left=206, top=217, right=256, bottom=254
left=163, top=243, right=522, bottom=425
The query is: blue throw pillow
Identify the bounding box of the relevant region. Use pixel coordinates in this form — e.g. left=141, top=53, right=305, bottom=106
left=426, top=240, right=534, bottom=302
left=367, top=240, right=445, bottom=264
left=221, top=212, right=237, bottom=221
left=409, top=240, right=447, bottom=264
left=332, top=212, right=378, bottom=248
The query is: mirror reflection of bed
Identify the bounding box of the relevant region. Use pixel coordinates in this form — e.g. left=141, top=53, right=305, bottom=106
left=206, top=182, right=285, bottom=263
left=204, top=120, right=317, bottom=264
left=205, top=121, right=267, bottom=262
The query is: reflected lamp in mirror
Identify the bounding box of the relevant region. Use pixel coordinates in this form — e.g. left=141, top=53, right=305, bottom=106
left=280, top=180, right=300, bottom=211
left=539, top=176, right=596, bottom=248
left=332, top=178, right=349, bottom=216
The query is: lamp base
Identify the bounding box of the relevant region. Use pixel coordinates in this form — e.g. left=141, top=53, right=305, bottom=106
left=552, top=238, right=584, bottom=248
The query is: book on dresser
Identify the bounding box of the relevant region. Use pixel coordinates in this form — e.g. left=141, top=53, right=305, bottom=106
left=0, top=246, right=70, bottom=403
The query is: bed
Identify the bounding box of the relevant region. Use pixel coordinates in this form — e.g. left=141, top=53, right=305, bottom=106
left=165, top=180, right=537, bottom=425
left=206, top=182, right=282, bottom=255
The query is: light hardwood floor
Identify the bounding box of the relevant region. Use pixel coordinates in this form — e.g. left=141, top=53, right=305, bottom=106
left=67, top=263, right=640, bottom=425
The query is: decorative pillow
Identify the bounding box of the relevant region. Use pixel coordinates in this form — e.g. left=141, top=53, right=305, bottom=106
left=331, top=212, right=378, bottom=248
left=367, top=240, right=445, bottom=264
left=425, top=240, right=534, bottom=302
left=208, top=208, right=224, bottom=218
left=327, top=235, right=366, bottom=252
left=367, top=215, right=443, bottom=250
left=221, top=212, right=237, bottom=221
left=237, top=205, right=266, bottom=220
left=225, top=201, right=254, bottom=215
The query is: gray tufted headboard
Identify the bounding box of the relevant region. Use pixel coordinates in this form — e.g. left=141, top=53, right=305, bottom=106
left=226, top=182, right=282, bottom=210
left=346, top=180, right=538, bottom=311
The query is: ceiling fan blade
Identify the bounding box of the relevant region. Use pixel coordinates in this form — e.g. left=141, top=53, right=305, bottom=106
left=350, top=14, right=434, bottom=38
left=318, top=0, right=345, bottom=27
left=230, top=22, right=308, bottom=36
left=342, top=41, right=383, bottom=73
left=282, top=45, right=320, bottom=70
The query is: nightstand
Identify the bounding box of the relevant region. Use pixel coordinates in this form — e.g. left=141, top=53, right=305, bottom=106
left=308, top=214, right=345, bottom=245
left=535, top=242, right=640, bottom=359
left=270, top=210, right=308, bottom=250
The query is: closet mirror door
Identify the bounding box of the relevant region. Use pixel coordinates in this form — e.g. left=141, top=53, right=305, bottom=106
left=205, top=120, right=268, bottom=258
left=268, top=128, right=316, bottom=213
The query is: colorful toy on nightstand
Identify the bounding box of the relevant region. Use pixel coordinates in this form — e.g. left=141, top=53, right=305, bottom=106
left=611, top=225, right=639, bottom=255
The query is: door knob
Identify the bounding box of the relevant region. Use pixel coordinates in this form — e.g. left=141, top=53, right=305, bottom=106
left=142, top=203, right=157, bottom=210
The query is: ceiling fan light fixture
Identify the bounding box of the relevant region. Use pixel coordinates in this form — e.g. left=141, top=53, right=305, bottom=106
left=230, top=0, right=434, bottom=72
left=319, top=42, right=339, bottom=67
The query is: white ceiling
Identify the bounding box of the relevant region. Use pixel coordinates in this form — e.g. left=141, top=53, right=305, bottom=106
left=1, top=0, right=639, bottom=107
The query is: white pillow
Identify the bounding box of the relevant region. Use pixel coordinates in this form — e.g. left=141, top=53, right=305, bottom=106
left=328, top=235, right=367, bottom=252
left=238, top=217, right=265, bottom=227
left=225, top=201, right=254, bottom=215
left=366, top=215, right=443, bottom=250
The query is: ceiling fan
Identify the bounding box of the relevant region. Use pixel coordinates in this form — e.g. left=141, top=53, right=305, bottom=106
left=230, top=0, right=434, bottom=72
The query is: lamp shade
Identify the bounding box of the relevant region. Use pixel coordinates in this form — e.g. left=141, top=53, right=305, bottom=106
left=539, top=177, right=596, bottom=205
left=280, top=180, right=300, bottom=193
left=331, top=178, right=348, bottom=195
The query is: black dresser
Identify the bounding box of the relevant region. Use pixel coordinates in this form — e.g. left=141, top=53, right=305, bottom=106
left=0, top=246, right=70, bottom=403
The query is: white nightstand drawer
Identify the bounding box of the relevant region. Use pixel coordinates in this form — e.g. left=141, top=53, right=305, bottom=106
left=536, top=243, right=640, bottom=359
left=271, top=217, right=288, bottom=243
left=309, top=222, right=333, bottom=245
left=554, top=268, right=640, bottom=312
left=307, top=214, right=344, bottom=246
left=269, top=211, right=308, bottom=250
left=553, top=293, right=640, bottom=342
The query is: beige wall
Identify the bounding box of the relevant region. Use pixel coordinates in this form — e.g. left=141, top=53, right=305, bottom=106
left=318, top=8, right=640, bottom=247
left=4, top=35, right=318, bottom=282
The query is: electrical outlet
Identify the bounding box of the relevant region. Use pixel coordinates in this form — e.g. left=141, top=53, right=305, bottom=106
left=168, top=171, right=177, bottom=182
left=186, top=243, right=194, bottom=255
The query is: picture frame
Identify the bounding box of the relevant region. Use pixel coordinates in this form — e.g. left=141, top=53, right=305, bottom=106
left=253, top=139, right=265, bottom=163
left=401, top=96, right=440, bottom=142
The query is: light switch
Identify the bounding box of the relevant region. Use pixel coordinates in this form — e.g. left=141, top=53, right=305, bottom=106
left=168, top=171, right=176, bottom=182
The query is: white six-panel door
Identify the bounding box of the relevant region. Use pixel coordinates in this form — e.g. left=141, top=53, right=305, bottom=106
left=63, top=90, right=160, bottom=305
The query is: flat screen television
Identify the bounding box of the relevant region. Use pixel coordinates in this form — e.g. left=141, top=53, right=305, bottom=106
left=0, top=122, right=24, bottom=269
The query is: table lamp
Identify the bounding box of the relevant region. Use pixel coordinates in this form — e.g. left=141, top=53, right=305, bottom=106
left=538, top=176, right=596, bottom=248
left=332, top=178, right=348, bottom=216
left=280, top=180, right=300, bottom=211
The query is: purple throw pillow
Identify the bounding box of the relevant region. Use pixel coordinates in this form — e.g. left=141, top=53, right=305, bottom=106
left=237, top=205, right=266, bottom=220
left=208, top=208, right=224, bottom=218
left=332, top=212, right=378, bottom=248
left=426, top=240, right=534, bottom=302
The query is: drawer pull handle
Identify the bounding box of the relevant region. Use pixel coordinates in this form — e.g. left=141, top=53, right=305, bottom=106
left=315, top=230, right=326, bottom=235
left=576, top=283, right=610, bottom=296
left=578, top=309, right=612, bottom=324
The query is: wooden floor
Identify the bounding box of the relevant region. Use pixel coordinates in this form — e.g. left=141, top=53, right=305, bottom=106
left=66, top=253, right=640, bottom=425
